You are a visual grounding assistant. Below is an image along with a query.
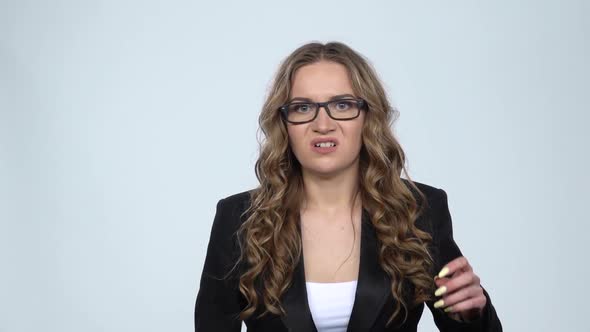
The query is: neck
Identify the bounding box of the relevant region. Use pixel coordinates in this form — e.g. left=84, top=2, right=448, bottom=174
left=301, top=162, right=361, bottom=214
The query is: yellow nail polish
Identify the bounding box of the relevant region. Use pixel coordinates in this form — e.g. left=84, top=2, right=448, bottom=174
left=444, top=306, right=453, bottom=313
left=434, top=299, right=445, bottom=308
left=435, top=286, right=447, bottom=297
left=438, top=267, right=449, bottom=278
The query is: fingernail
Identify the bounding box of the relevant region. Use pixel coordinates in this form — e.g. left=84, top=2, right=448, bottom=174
left=434, top=299, right=445, bottom=308
left=438, top=267, right=449, bottom=278
left=444, top=306, right=453, bottom=313
left=434, top=286, right=447, bottom=297
left=434, top=275, right=439, bottom=281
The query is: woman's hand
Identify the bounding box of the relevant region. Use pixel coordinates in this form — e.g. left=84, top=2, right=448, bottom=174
left=433, top=256, right=487, bottom=322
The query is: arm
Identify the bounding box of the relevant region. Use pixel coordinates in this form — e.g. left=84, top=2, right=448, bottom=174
left=194, top=198, right=243, bottom=332
left=426, top=188, right=503, bottom=332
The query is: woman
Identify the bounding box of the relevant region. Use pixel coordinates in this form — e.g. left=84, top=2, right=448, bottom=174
left=194, top=42, right=502, bottom=331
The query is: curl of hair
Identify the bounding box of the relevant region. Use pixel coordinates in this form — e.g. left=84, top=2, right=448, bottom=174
left=235, top=42, right=436, bottom=327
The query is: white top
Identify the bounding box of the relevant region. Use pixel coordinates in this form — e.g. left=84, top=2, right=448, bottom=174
left=305, top=280, right=358, bottom=332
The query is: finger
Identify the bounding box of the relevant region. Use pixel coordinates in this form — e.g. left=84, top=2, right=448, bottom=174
left=435, top=272, right=480, bottom=296
left=437, top=256, right=471, bottom=278
left=438, top=285, right=483, bottom=308
left=434, top=276, right=450, bottom=288
left=455, top=264, right=473, bottom=274
left=433, top=285, right=476, bottom=310
left=443, top=293, right=487, bottom=314
left=448, top=266, right=472, bottom=283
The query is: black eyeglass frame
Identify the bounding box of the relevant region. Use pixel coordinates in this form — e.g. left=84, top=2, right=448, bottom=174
left=278, top=98, right=368, bottom=125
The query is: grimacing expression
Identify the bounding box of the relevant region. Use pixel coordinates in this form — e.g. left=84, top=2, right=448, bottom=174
left=286, top=61, right=365, bottom=177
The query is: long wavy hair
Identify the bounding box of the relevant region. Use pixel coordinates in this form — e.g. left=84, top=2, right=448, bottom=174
left=235, top=41, right=436, bottom=327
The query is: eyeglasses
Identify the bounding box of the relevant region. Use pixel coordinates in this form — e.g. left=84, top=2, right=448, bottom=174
left=278, top=98, right=368, bottom=124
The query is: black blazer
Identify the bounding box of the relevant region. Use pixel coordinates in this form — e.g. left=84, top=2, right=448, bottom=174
left=194, top=181, right=502, bottom=331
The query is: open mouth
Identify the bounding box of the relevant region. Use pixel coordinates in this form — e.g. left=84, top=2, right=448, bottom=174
left=314, top=142, right=337, bottom=148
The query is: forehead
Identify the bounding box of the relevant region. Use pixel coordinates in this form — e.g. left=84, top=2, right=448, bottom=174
left=290, top=61, right=354, bottom=100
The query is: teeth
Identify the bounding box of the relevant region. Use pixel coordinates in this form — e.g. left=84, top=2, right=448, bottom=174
left=315, top=142, right=336, bottom=147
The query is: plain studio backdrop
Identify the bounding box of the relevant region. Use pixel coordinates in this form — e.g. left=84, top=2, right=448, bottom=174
left=1, top=0, right=588, bottom=331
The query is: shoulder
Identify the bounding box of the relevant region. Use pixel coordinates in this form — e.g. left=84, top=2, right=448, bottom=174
left=217, top=182, right=448, bottom=216
left=401, top=178, right=447, bottom=208
left=205, top=190, right=255, bottom=264
left=210, top=189, right=255, bottom=232
left=214, top=182, right=450, bottom=230
left=401, top=178, right=454, bottom=241
left=217, top=189, right=254, bottom=214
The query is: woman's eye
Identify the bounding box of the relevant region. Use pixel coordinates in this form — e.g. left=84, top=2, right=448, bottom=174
left=294, top=104, right=311, bottom=113
left=335, top=101, right=352, bottom=110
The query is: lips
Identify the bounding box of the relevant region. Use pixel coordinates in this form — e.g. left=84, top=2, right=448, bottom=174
left=310, top=137, right=339, bottom=147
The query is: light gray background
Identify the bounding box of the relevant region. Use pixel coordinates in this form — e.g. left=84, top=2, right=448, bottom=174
left=1, top=0, right=588, bottom=331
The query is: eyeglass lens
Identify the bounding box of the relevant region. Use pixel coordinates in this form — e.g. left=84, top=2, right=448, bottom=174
left=286, top=99, right=360, bottom=123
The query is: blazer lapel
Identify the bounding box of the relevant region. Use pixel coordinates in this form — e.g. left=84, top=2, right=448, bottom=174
left=346, top=209, right=392, bottom=331
left=280, top=245, right=318, bottom=332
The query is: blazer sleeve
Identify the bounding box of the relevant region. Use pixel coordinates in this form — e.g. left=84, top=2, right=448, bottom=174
left=426, top=188, right=503, bottom=332
left=194, top=198, right=243, bottom=332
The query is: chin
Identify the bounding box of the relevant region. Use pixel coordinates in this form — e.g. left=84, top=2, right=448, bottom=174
left=301, top=162, right=348, bottom=176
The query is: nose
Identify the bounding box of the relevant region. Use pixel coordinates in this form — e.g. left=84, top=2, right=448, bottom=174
left=311, top=105, right=336, bottom=133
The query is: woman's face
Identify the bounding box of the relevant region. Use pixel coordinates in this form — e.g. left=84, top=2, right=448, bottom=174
left=286, top=61, right=365, bottom=177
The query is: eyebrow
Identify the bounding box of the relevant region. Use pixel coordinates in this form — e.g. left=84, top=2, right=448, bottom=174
left=288, top=94, right=356, bottom=103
